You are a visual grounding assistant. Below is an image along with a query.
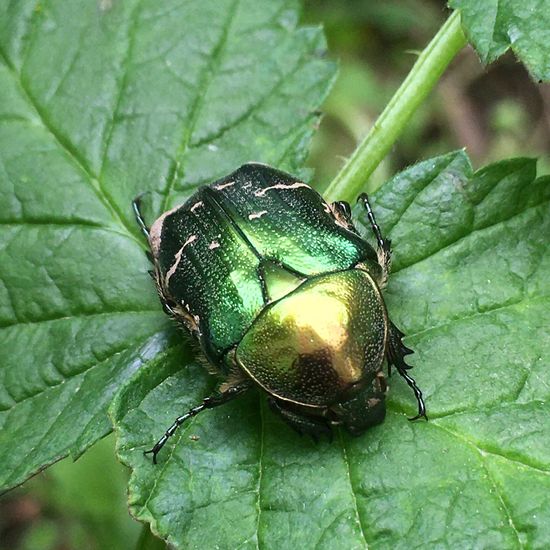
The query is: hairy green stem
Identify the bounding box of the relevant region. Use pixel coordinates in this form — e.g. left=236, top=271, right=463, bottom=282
left=324, top=10, right=467, bottom=202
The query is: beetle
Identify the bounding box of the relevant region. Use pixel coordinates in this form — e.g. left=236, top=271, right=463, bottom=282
left=133, top=163, right=426, bottom=463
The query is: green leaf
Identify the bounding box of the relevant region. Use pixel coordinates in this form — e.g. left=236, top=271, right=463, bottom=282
left=112, top=151, right=550, bottom=548
left=449, top=0, right=550, bottom=81
left=0, top=0, right=335, bottom=492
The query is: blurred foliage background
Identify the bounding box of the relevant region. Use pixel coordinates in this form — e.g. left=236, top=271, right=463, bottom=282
left=306, top=0, right=550, bottom=192
left=2, top=1, right=549, bottom=548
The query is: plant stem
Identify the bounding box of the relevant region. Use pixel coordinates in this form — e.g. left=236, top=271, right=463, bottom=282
left=324, top=10, right=467, bottom=203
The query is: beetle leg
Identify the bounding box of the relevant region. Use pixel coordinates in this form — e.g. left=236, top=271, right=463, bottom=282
left=144, top=382, right=250, bottom=464
left=357, top=193, right=392, bottom=285
left=132, top=193, right=150, bottom=240
left=267, top=397, right=333, bottom=442
left=386, top=320, right=427, bottom=421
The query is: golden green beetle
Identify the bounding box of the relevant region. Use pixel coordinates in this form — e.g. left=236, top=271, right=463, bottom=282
left=133, top=163, right=426, bottom=463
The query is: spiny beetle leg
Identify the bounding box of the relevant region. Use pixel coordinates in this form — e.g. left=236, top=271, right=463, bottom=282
left=144, top=383, right=250, bottom=464
left=386, top=320, right=427, bottom=421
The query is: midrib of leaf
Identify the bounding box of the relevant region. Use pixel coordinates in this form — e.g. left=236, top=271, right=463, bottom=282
left=160, top=0, right=240, bottom=212
left=0, top=223, right=145, bottom=272
left=0, top=47, right=143, bottom=248
left=0, top=220, right=106, bottom=228
left=97, top=0, right=143, bottom=201
left=254, top=396, right=265, bottom=550
left=338, top=429, right=370, bottom=549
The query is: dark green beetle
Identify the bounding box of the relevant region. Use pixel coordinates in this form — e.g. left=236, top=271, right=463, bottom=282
left=134, top=163, right=426, bottom=463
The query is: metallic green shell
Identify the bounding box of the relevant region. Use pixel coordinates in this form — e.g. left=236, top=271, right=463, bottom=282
left=149, top=163, right=380, bottom=365
left=235, top=269, right=387, bottom=407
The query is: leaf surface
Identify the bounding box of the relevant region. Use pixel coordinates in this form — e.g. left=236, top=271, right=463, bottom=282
left=0, top=0, right=335, bottom=492
left=450, top=0, right=550, bottom=81
left=113, top=151, right=550, bottom=549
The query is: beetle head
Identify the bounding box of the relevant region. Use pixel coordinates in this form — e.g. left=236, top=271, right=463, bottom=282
left=330, top=370, right=387, bottom=435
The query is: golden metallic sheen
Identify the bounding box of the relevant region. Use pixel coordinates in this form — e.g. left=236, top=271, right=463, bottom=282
left=236, top=269, right=387, bottom=406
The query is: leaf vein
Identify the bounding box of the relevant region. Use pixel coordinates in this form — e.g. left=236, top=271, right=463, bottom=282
left=0, top=47, right=141, bottom=247
left=0, top=323, right=164, bottom=410
left=392, top=195, right=550, bottom=275
left=160, top=0, right=240, bottom=211
left=254, top=396, right=265, bottom=549
left=190, top=45, right=315, bottom=151
left=338, top=429, right=369, bottom=549
left=98, top=0, right=144, bottom=220
left=384, top=153, right=465, bottom=235
left=432, top=420, right=550, bottom=475
left=431, top=421, right=527, bottom=547
left=406, top=294, right=550, bottom=341
left=0, top=308, right=160, bottom=330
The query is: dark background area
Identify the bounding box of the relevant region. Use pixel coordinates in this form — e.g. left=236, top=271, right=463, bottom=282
left=2, top=1, right=549, bottom=548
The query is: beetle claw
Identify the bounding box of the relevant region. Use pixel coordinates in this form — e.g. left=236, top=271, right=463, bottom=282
left=408, top=411, right=428, bottom=422
left=144, top=448, right=159, bottom=465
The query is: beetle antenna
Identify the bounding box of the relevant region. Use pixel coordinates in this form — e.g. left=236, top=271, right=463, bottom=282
left=132, top=193, right=150, bottom=239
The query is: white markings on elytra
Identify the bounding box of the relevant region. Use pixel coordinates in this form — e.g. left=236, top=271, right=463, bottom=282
left=149, top=203, right=182, bottom=257
left=248, top=210, right=267, bottom=220
left=215, top=180, right=235, bottom=190
left=190, top=201, right=204, bottom=212
left=209, top=233, right=222, bottom=250
left=164, top=234, right=197, bottom=287
left=254, top=181, right=309, bottom=197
